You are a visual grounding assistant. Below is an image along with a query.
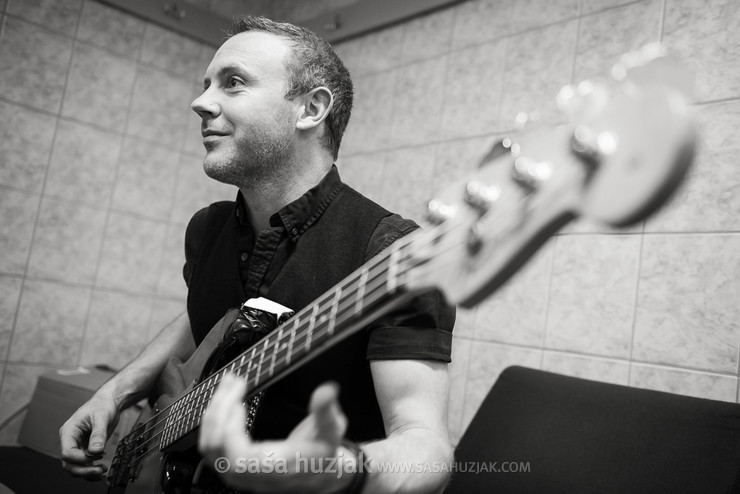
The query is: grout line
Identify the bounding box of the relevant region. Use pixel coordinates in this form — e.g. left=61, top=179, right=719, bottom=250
left=540, top=238, right=558, bottom=368
left=626, top=230, right=646, bottom=385
left=658, top=0, right=668, bottom=42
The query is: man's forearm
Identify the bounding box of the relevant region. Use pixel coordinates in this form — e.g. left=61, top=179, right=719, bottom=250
left=96, top=311, right=195, bottom=410
left=360, top=427, right=453, bottom=494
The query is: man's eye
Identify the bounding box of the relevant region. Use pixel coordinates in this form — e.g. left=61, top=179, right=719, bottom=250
left=227, top=76, right=245, bottom=88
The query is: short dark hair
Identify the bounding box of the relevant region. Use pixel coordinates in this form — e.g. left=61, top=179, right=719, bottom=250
left=227, top=16, right=353, bottom=160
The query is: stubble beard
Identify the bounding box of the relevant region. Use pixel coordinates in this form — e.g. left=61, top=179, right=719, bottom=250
left=203, top=127, right=294, bottom=189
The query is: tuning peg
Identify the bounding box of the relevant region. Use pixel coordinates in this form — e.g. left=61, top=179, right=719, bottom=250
left=511, top=156, right=552, bottom=190
left=570, top=125, right=619, bottom=167
left=557, top=80, right=610, bottom=122
left=464, top=180, right=500, bottom=214
left=514, top=111, right=541, bottom=130
left=426, top=199, right=457, bottom=225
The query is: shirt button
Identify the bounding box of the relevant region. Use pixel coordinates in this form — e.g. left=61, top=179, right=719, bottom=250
left=240, top=252, right=249, bottom=262
left=291, top=228, right=298, bottom=236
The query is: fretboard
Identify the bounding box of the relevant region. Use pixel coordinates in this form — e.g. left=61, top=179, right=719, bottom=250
left=159, top=235, right=421, bottom=450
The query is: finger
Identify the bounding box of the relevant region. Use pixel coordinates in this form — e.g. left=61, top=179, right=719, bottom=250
left=87, top=411, right=109, bottom=456
left=61, top=461, right=108, bottom=479
left=200, top=374, right=246, bottom=452
left=308, top=382, right=347, bottom=444
left=59, top=423, right=93, bottom=464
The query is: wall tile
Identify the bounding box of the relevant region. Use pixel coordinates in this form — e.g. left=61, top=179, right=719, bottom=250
left=541, top=351, right=629, bottom=385
left=453, top=306, right=476, bottom=339
left=0, top=189, right=39, bottom=275
left=509, top=0, right=580, bottom=33
left=441, top=39, right=506, bottom=139
left=630, top=363, right=737, bottom=402
left=575, top=0, right=662, bottom=82
left=646, top=101, right=740, bottom=232
left=183, top=85, right=206, bottom=157
left=357, top=23, right=406, bottom=74
left=499, top=20, right=577, bottom=128
left=0, top=100, right=56, bottom=192
left=332, top=37, right=363, bottom=79
left=127, top=67, right=193, bottom=149
left=451, top=0, right=512, bottom=50
left=448, top=336, right=472, bottom=445
left=634, top=234, right=740, bottom=373
left=401, top=8, right=454, bottom=64
left=148, top=298, right=185, bottom=341
left=141, top=23, right=213, bottom=83
left=171, top=154, right=236, bottom=225
left=474, top=240, right=553, bottom=347
left=96, top=213, right=168, bottom=293
left=337, top=152, right=386, bottom=205
left=61, top=42, right=137, bottom=132
left=341, top=71, right=397, bottom=154
left=663, top=0, right=740, bottom=102
left=389, top=58, right=446, bottom=147
left=10, top=279, right=90, bottom=365
left=26, top=197, right=106, bottom=284
left=0, top=18, right=73, bottom=112
left=0, top=276, right=23, bottom=359
left=462, top=342, right=541, bottom=430
left=7, top=0, right=82, bottom=35
left=546, top=235, right=640, bottom=358
left=79, top=290, right=151, bottom=370
left=433, top=135, right=498, bottom=195
left=45, top=119, right=121, bottom=206
left=381, top=145, right=437, bottom=221
left=156, top=223, right=188, bottom=299
left=112, top=138, right=178, bottom=220
left=0, top=363, right=62, bottom=427
left=76, top=0, right=146, bottom=58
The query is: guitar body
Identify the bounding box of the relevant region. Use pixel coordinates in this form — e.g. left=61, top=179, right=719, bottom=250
left=109, top=311, right=242, bottom=494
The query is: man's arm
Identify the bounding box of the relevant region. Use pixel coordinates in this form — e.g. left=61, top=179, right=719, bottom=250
left=362, top=359, right=453, bottom=493
left=198, top=358, right=453, bottom=494
left=60, top=310, right=195, bottom=479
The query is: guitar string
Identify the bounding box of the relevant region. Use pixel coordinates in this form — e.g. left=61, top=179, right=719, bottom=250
left=117, top=214, right=470, bottom=461
left=123, top=189, right=539, bottom=465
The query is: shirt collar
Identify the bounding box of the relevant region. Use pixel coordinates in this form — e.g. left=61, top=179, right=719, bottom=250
left=234, top=165, right=345, bottom=240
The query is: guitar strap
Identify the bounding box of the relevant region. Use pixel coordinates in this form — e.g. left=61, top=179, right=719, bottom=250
left=200, top=298, right=294, bottom=436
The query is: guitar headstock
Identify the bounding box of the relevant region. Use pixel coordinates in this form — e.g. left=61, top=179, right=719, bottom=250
left=406, top=44, right=696, bottom=308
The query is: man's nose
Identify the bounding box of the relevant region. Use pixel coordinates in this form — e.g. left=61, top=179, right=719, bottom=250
left=191, top=90, right=220, bottom=118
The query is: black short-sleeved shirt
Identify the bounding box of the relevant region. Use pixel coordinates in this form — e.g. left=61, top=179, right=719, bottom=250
left=183, top=166, right=455, bottom=441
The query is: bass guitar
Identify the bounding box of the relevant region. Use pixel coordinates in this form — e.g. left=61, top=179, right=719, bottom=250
left=106, top=44, right=696, bottom=493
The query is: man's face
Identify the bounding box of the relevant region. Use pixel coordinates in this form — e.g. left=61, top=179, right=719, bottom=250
left=191, top=31, right=299, bottom=185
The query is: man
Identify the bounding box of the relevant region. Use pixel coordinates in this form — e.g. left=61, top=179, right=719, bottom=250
left=60, top=16, right=455, bottom=493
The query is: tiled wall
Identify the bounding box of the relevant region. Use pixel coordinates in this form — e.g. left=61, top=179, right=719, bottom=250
left=1, top=0, right=738, bottom=452
left=0, top=0, right=233, bottom=443
left=333, top=0, right=740, bottom=444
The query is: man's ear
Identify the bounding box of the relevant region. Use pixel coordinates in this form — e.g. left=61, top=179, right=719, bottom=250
left=296, top=87, right=333, bottom=131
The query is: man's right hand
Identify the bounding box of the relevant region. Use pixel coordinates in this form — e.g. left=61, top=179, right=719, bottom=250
left=59, top=392, right=120, bottom=480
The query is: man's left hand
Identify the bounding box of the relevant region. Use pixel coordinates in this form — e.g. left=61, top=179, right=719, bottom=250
left=198, top=373, right=355, bottom=493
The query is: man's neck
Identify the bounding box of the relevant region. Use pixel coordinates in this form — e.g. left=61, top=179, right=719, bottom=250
left=240, top=157, right=333, bottom=233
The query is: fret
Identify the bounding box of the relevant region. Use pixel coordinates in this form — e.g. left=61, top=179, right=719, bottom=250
left=327, top=288, right=341, bottom=336
left=355, top=267, right=368, bottom=316
left=239, top=354, right=247, bottom=377
left=246, top=346, right=257, bottom=386
left=254, top=338, right=269, bottom=387
left=286, top=325, right=296, bottom=366
left=387, top=244, right=400, bottom=292
left=305, top=303, right=320, bottom=352
left=269, top=327, right=283, bottom=377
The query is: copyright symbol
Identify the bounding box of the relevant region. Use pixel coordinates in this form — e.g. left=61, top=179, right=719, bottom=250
left=214, top=457, right=230, bottom=473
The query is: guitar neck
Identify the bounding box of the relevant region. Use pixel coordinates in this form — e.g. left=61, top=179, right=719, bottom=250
left=159, top=229, right=429, bottom=450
